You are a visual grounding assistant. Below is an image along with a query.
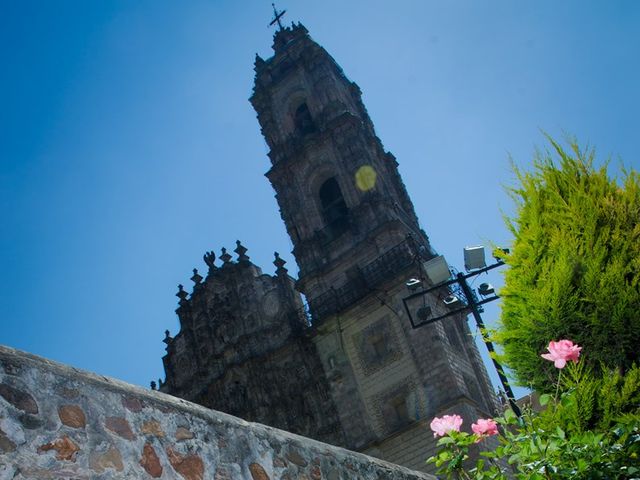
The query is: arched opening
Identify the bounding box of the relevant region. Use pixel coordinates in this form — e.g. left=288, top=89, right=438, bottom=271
left=319, top=177, right=349, bottom=237
left=294, top=102, right=316, bottom=135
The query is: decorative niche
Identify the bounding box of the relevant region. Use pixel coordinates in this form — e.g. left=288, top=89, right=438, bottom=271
left=352, top=317, right=402, bottom=376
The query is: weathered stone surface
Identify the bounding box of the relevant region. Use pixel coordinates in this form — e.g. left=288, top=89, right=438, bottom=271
left=37, top=435, right=80, bottom=461
left=215, top=466, right=233, bottom=479
left=105, top=416, right=135, bottom=440
left=167, top=447, right=205, bottom=480
left=310, top=465, right=322, bottom=479
left=326, top=470, right=340, bottom=480
left=11, top=466, right=84, bottom=479
left=90, top=445, right=124, bottom=473
left=122, top=395, right=143, bottom=412
left=140, top=442, right=163, bottom=477
left=141, top=419, right=164, bottom=437
left=286, top=449, right=308, bottom=467
left=0, top=383, right=38, bottom=413
left=249, top=462, right=270, bottom=480
left=0, top=359, right=21, bottom=375
left=58, top=387, right=79, bottom=399
left=18, top=413, right=44, bottom=429
left=175, top=426, right=194, bottom=441
left=0, top=427, right=16, bottom=453
left=58, top=404, right=86, bottom=428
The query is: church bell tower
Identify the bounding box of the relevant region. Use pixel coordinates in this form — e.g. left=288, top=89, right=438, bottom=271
left=251, top=23, right=429, bottom=300
left=250, top=21, right=499, bottom=470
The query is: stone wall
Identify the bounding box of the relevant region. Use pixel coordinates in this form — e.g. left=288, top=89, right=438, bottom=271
left=0, top=345, right=434, bottom=480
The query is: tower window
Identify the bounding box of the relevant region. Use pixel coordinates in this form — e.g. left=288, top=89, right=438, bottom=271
left=294, top=102, right=316, bottom=135
left=319, top=177, right=349, bottom=237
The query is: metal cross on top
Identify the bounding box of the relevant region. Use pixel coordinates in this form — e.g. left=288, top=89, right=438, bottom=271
left=269, top=3, right=286, bottom=30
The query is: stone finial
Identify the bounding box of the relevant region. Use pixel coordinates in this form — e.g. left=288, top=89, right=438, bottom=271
left=273, top=251, right=288, bottom=276
left=220, top=247, right=232, bottom=265
left=254, top=53, right=265, bottom=71
left=203, top=251, right=217, bottom=271
left=234, top=240, right=249, bottom=262
left=163, top=330, right=173, bottom=348
left=176, top=284, right=188, bottom=305
left=191, top=268, right=203, bottom=285
left=150, top=381, right=157, bottom=390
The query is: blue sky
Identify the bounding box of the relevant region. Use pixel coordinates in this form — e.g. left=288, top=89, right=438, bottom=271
left=1, top=1, right=639, bottom=399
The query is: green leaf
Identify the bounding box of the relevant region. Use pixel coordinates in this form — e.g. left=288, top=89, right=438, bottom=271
left=539, top=393, right=551, bottom=406
left=437, top=450, right=452, bottom=461
left=560, top=395, right=574, bottom=408
left=437, top=436, right=455, bottom=446
left=504, top=409, right=517, bottom=422
left=576, top=459, right=588, bottom=472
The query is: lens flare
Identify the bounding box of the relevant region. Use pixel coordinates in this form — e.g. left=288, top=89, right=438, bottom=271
left=355, top=165, right=377, bottom=192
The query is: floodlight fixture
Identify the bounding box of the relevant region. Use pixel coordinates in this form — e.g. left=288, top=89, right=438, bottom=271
left=401, top=245, right=521, bottom=417
left=405, top=278, right=423, bottom=291
left=478, top=283, right=495, bottom=296
left=443, top=295, right=459, bottom=306
left=423, top=255, right=451, bottom=285
left=463, top=246, right=486, bottom=271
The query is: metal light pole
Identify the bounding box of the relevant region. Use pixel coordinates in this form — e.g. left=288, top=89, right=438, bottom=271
left=402, top=254, right=522, bottom=417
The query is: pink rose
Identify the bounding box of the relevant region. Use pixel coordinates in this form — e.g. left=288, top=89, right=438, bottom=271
left=430, top=414, right=463, bottom=437
left=541, top=339, right=582, bottom=369
left=471, top=418, right=498, bottom=441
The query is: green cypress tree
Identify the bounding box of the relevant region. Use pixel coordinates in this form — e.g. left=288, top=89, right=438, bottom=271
left=496, top=137, right=640, bottom=392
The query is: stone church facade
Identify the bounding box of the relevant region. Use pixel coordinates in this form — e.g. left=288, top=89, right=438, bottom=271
left=158, top=23, right=499, bottom=473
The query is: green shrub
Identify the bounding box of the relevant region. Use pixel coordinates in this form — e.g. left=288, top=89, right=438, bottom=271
left=495, top=137, right=640, bottom=392
left=537, top=363, right=640, bottom=434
